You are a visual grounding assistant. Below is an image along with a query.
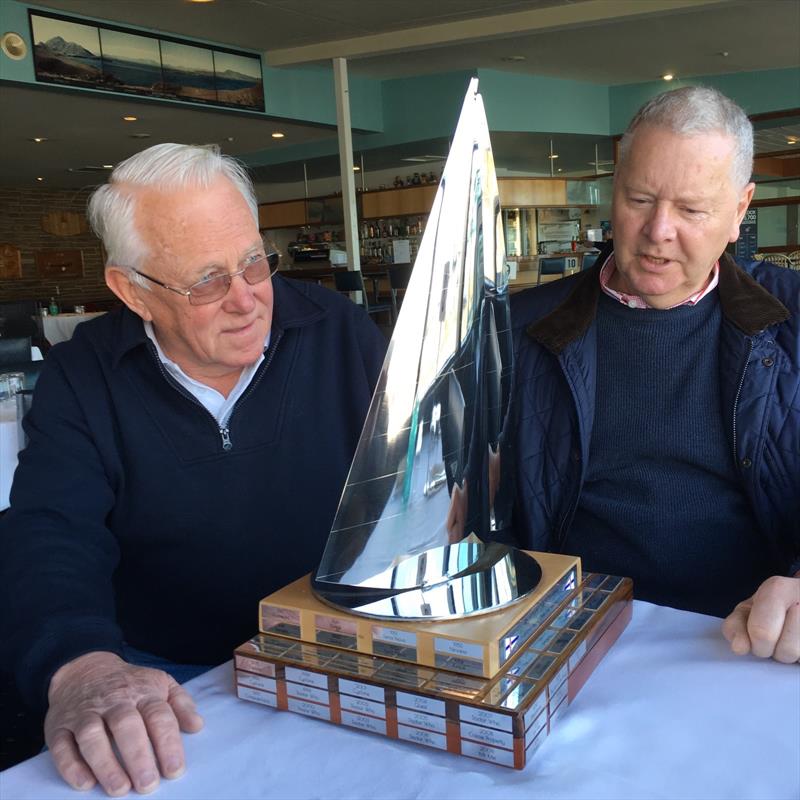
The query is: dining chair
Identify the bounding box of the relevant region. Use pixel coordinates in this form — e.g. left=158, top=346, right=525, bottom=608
left=581, top=252, right=600, bottom=271
left=388, top=263, right=413, bottom=318
left=0, top=337, right=32, bottom=366
left=762, top=253, right=790, bottom=267
left=334, top=269, right=395, bottom=323
left=537, top=257, right=567, bottom=285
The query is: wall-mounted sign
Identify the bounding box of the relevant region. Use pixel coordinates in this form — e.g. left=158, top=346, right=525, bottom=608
left=36, top=249, right=84, bottom=279
left=735, top=208, right=758, bottom=260
left=29, top=11, right=264, bottom=112
left=0, top=244, right=23, bottom=280
left=41, top=211, right=89, bottom=237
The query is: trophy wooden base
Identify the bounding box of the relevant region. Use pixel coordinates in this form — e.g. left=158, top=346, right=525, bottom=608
left=235, top=569, right=633, bottom=770
left=258, top=551, right=581, bottom=679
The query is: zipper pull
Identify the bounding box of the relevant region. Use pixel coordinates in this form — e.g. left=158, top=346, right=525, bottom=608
left=219, top=427, right=233, bottom=451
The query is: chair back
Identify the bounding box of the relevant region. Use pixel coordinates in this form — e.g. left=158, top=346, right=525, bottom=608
left=581, top=252, right=599, bottom=271
left=389, top=264, right=413, bottom=317
left=762, top=253, right=790, bottom=267
left=333, top=269, right=366, bottom=294
left=787, top=250, right=800, bottom=271
left=389, top=264, right=412, bottom=290
left=0, top=337, right=32, bottom=366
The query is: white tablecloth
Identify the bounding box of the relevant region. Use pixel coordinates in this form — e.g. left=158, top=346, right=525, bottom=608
left=42, top=312, right=105, bottom=345
left=2, top=601, right=798, bottom=799
left=0, top=396, right=22, bottom=511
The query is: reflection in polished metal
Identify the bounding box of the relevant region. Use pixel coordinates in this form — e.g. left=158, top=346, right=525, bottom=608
left=314, top=79, right=541, bottom=619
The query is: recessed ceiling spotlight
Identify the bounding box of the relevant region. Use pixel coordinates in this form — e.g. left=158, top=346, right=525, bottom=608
left=557, top=168, right=563, bottom=172
left=662, top=73, right=674, bottom=81
left=271, top=132, right=285, bottom=139
left=103, top=164, right=114, bottom=169
left=30, top=137, right=48, bottom=143
left=787, top=138, right=798, bottom=145
left=718, top=51, right=729, bottom=57
left=547, top=154, right=559, bottom=159
left=353, top=166, right=360, bottom=171
left=501, top=55, right=526, bottom=62
left=36, top=176, right=44, bottom=181
left=123, top=115, right=138, bottom=122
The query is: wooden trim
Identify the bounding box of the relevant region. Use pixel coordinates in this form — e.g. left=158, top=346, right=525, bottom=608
left=749, top=108, right=800, bottom=122
left=750, top=197, right=800, bottom=208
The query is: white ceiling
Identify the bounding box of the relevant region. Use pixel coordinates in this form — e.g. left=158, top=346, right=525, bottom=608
left=1, top=0, right=798, bottom=189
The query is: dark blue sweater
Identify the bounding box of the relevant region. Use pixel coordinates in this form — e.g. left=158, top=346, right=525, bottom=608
left=0, top=276, right=387, bottom=710
left=565, top=291, right=777, bottom=617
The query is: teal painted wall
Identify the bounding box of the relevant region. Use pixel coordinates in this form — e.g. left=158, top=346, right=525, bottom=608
left=358, top=71, right=474, bottom=147
left=477, top=69, right=610, bottom=135
left=610, top=69, right=800, bottom=133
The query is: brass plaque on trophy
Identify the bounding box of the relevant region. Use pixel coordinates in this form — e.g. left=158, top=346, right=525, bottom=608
left=237, top=573, right=633, bottom=770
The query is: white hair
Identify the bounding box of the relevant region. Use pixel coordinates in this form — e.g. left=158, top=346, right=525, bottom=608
left=618, top=86, right=754, bottom=189
left=87, top=143, right=258, bottom=279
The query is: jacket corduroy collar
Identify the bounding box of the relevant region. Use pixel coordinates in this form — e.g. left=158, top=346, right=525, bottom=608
left=110, top=273, right=329, bottom=368
left=526, top=244, right=790, bottom=354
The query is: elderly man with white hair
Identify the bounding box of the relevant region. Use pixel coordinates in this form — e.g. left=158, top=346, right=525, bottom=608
left=511, top=87, right=799, bottom=664
left=0, top=144, right=386, bottom=795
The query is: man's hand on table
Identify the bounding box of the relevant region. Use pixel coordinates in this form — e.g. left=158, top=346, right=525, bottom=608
left=45, top=651, right=204, bottom=796
left=722, top=575, right=800, bottom=664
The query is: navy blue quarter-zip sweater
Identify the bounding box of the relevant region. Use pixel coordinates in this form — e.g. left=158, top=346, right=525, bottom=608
left=0, top=276, right=387, bottom=711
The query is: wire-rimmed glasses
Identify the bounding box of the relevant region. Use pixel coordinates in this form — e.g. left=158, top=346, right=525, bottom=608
left=131, top=251, right=279, bottom=306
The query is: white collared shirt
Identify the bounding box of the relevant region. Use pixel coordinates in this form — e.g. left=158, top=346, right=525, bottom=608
left=144, top=321, right=269, bottom=426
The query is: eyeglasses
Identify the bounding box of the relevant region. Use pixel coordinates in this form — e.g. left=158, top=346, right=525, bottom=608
left=131, top=251, right=279, bottom=306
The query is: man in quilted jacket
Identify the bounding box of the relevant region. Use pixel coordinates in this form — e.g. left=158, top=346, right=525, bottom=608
left=511, top=86, right=799, bottom=664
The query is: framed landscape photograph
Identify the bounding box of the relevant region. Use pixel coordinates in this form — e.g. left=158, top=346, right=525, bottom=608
left=29, top=11, right=265, bottom=112
left=31, top=14, right=102, bottom=89
left=99, top=28, right=162, bottom=95
left=160, top=40, right=216, bottom=103
left=213, top=51, right=264, bottom=111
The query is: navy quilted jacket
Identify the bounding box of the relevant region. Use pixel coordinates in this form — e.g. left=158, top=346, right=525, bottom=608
left=510, top=244, right=800, bottom=578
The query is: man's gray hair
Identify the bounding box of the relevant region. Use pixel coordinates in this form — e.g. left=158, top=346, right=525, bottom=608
left=618, top=86, right=753, bottom=189
left=87, top=143, right=258, bottom=274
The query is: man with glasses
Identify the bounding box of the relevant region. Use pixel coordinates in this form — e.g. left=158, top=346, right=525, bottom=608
left=1, top=143, right=386, bottom=795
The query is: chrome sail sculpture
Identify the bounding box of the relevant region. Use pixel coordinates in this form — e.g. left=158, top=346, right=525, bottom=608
left=313, top=79, right=541, bottom=619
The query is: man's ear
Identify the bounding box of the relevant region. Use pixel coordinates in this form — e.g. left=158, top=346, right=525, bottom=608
left=105, top=266, right=154, bottom=321
left=729, top=182, right=756, bottom=243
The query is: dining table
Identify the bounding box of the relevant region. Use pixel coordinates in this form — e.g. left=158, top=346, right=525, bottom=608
left=0, top=395, right=24, bottom=511
left=2, top=600, right=797, bottom=800
left=42, top=311, right=105, bottom=346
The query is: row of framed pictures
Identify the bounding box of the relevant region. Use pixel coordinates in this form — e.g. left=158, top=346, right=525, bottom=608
left=30, top=10, right=264, bottom=112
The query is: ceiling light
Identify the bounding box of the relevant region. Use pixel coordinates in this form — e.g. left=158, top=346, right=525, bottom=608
left=123, top=115, right=138, bottom=122
left=548, top=154, right=559, bottom=159
left=557, top=168, right=563, bottom=172
left=787, top=138, right=798, bottom=145
left=271, top=132, right=285, bottom=139
left=31, top=137, right=48, bottom=143
left=103, top=164, right=114, bottom=169
left=662, top=73, right=674, bottom=81
left=188, top=0, right=215, bottom=3
left=353, top=166, right=360, bottom=171
left=36, top=177, right=44, bottom=181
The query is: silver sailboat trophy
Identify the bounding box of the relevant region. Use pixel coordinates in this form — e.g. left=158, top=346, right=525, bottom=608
left=313, top=78, right=542, bottom=620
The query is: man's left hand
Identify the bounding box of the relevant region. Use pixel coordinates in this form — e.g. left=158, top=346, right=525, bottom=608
left=722, top=575, right=800, bottom=663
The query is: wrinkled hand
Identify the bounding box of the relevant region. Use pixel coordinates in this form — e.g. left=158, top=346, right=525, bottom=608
left=45, top=651, right=204, bottom=796
left=722, top=576, right=800, bottom=664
